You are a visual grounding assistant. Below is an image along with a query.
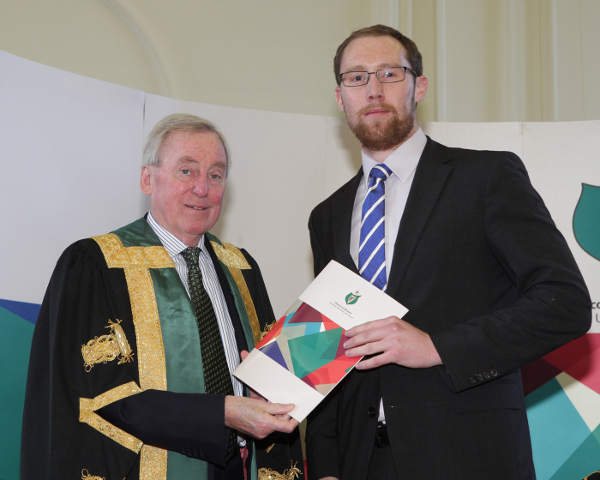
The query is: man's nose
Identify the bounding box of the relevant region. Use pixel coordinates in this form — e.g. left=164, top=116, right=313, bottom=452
left=366, top=74, right=384, bottom=101
left=192, top=176, right=209, bottom=197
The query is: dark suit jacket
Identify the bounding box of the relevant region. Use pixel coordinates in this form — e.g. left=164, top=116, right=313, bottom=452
left=306, top=138, right=591, bottom=480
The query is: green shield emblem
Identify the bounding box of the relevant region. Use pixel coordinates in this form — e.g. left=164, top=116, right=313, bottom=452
left=574, top=183, right=600, bottom=261
left=345, top=292, right=361, bottom=305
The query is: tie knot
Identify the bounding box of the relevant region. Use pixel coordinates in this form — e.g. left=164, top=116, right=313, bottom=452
left=181, top=247, right=201, bottom=267
left=369, top=164, right=392, bottom=181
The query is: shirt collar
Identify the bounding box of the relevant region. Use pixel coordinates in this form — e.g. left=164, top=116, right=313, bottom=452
left=146, top=211, right=204, bottom=256
left=361, top=127, right=427, bottom=185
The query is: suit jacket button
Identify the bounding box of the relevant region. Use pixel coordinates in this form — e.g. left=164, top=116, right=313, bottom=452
left=476, top=374, right=483, bottom=381
left=483, top=371, right=491, bottom=379
left=368, top=407, right=377, bottom=418
left=468, top=376, right=476, bottom=384
left=491, top=369, right=498, bottom=377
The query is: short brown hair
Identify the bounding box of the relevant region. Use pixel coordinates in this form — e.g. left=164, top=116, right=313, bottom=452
left=333, top=24, right=423, bottom=86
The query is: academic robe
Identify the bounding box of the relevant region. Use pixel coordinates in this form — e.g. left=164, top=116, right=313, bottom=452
left=21, top=217, right=302, bottom=480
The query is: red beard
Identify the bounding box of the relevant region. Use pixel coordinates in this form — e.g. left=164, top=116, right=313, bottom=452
left=350, top=103, right=415, bottom=152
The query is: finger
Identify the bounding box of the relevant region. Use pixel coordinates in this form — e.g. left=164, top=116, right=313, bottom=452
left=344, top=322, right=370, bottom=337
left=274, top=413, right=292, bottom=421
left=345, top=339, right=385, bottom=357
left=344, top=330, right=382, bottom=349
left=240, top=350, right=250, bottom=361
left=255, top=412, right=297, bottom=434
left=354, top=353, right=388, bottom=370
left=248, top=388, right=266, bottom=401
left=265, top=402, right=295, bottom=415
left=274, top=417, right=299, bottom=431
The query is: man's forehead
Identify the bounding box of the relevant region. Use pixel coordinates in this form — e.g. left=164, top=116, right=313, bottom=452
left=341, top=35, right=406, bottom=69
left=165, top=130, right=220, bottom=147
left=162, top=131, right=225, bottom=157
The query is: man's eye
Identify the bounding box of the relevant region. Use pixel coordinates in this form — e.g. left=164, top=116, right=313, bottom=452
left=209, top=174, right=222, bottom=180
left=352, top=74, right=366, bottom=82
left=381, top=70, right=397, bottom=78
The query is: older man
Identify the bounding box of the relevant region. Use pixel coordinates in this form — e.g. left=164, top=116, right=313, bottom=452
left=21, top=114, right=301, bottom=480
left=306, top=25, right=590, bottom=479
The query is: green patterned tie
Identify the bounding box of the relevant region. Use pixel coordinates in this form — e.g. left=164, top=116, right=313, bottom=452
left=181, top=247, right=237, bottom=464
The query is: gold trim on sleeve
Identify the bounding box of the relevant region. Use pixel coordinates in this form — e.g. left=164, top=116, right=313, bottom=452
left=211, top=241, right=261, bottom=345
left=92, top=233, right=174, bottom=479
left=79, top=382, right=143, bottom=453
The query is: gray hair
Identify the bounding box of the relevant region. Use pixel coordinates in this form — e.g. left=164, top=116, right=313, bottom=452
left=142, top=113, right=230, bottom=174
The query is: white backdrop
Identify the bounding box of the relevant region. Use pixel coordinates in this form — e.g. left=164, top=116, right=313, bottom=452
left=1, top=50, right=597, bottom=319
left=1, top=50, right=599, bottom=480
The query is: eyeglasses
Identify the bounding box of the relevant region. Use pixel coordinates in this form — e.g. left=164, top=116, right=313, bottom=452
left=339, top=67, right=417, bottom=87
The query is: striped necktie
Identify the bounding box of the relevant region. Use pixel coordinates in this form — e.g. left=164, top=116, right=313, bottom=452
left=359, top=164, right=393, bottom=291
left=181, top=246, right=237, bottom=463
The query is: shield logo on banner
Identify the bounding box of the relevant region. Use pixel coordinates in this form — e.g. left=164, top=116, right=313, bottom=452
left=573, top=183, right=600, bottom=261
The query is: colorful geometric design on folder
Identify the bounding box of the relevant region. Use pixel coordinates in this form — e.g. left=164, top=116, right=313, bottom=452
left=523, top=334, right=600, bottom=480
left=256, top=302, right=355, bottom=394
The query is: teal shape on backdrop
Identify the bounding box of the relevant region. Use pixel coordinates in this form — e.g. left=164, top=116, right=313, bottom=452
left=0, top=302, right=36, bottom=480
left=573, top=183, right=600, bottom=261
left=549, top=423, right=600, bottom=480
left=526, top=378, right=591, bottom=480
left=288, top=328, right=343, bottom=380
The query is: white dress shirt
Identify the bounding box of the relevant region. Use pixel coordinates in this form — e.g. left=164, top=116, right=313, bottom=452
left=350, top=127, right=427, bottom=274
left=147, top=213, right=244, bottom=398
left=349, top=128, right=427, bottom=422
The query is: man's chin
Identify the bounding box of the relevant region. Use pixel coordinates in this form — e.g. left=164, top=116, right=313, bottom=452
left=351, top=116, right=414, bottom=152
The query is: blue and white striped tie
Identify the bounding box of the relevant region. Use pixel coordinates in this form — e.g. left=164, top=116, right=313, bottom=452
left=359, top=164, right=393, bottom=291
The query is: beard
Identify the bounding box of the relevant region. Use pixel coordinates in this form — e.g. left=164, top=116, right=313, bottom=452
left=348, top=103, right=415, bottom=152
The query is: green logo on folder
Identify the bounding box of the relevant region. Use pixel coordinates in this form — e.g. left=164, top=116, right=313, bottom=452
left=345, top=291, right=361, bottom=305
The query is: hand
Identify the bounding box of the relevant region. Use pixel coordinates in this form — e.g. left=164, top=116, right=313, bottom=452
left=344, top=316, right=442, bottom=369
left=224, top=396, right=298, bottom=439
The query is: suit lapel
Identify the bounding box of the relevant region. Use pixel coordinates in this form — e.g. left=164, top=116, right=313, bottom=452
left=332, top=169, right=363, bottom=274
left=386, top=138, right=454, bottom=297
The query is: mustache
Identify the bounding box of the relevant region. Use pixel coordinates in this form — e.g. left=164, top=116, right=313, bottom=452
left=358, top=103, right=398, bottom=116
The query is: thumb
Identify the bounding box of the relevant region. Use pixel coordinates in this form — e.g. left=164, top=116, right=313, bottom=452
left=267, top=402, right=295, bottom=415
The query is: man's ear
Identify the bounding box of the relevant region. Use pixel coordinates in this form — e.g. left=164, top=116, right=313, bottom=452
left=415, top=75, right=428, bottom=104
left=335, top=86, right=346, bottom=112
left=140, top=166, right=152, bottom=195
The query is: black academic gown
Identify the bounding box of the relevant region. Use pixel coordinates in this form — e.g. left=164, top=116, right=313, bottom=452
left=21, top=218, right=303, bottom=480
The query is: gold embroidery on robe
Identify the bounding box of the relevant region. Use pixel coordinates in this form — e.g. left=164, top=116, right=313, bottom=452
left=258, top=462, right=302, bottom=480
left=81, top=469, right=105, bottom=480
left=91, top=234, right=173, bottom=479
left=81, top=319, right=134, bottom=371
